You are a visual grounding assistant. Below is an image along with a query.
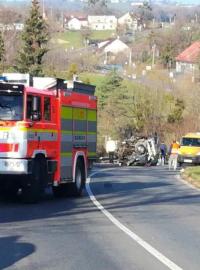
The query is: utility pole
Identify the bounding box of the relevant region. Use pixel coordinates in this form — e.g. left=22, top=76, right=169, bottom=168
left=152, top=44, right=156, bottom=68
left=129, top=50, right=132, bottom=66
left=42, top=0, right=46, bottom=19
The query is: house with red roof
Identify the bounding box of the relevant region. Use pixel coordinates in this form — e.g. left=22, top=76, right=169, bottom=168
left=176, top=41, right=200, bottom=74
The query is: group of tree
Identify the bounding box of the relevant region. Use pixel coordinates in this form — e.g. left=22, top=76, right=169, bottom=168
left=0, top=0, right=49, bottom=76
left=95, top=70, right=189, bottom=148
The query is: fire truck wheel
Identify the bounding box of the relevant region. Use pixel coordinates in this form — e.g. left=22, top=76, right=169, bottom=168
left=52, top=161, right=85, bottom=198
left=22, top=158, right=46, bottom=203
left=71, top=160, right=85, bottom=196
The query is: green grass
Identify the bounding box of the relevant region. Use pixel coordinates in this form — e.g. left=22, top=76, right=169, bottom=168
left=52, top=30, right=116, bottom=49
left=182, top=167, right=200, bottom=188
left=90, top=30, right=116, bottom=40
left=79, top=72, right=106, bottom=87
left=52, top=31, right=84, bottom=49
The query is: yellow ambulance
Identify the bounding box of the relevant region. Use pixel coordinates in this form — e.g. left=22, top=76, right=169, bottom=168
left=178, top=133, right=200, bottom=165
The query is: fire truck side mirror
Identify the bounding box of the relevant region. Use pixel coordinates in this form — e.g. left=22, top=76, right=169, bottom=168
left=30, top=111, right=41, bottom=121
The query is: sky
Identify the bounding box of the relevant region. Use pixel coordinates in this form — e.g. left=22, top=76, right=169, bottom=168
left=0, top=0, right=199, bottom=5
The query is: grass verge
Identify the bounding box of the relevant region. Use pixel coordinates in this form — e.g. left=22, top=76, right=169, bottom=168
left=79, top=72, right=106, bottom=87
left=181, top=166, right=200, bottom=188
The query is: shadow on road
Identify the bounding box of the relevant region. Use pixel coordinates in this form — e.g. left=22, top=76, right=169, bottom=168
left=0, top=166, right=199, bottom=224
left=0, top=192, right=98, bottom=223
left=90, top=166, right=200, bottom=210
left=0, top=236, right=35, bottom=270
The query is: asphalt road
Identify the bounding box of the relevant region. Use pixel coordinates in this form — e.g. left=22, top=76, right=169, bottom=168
left=0, top=165, right=200, bottom=270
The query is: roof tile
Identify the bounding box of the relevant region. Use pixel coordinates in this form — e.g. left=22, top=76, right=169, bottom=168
left=176, top=41, right=200, bottom=63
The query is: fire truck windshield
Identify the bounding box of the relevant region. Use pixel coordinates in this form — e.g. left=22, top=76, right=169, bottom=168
left=0, top=94, right=23, bottom=121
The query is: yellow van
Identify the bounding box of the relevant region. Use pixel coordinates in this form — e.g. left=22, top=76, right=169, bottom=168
left=178, top=133, right=200, bottom=165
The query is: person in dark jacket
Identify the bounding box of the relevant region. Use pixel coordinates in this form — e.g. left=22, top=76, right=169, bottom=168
left=160, top=143, right=167, bottom=165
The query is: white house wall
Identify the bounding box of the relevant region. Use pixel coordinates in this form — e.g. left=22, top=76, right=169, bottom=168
left=88, top=16, right=117, bottom=30
left=67, top=18, right=88, bottom=30
left=68, top=18, right=82, bottom=30
left=103, top=39, right=130, bottom=54
left=176, top=61, right=196, bottom=73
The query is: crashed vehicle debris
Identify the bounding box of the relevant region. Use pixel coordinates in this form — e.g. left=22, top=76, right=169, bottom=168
left=117, top=136, right=159, bottom=166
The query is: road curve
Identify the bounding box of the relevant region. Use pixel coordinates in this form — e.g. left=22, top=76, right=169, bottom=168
left=0, top=165, right=199, bottom=270
left=88, top=165, right=200, bottom=270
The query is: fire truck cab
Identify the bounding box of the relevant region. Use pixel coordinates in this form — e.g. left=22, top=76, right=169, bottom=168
left=0, top=74, right=97, bottom=202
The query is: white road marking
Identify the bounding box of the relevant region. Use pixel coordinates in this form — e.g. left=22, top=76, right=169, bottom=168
left=86, top=170, right=183, bottom=270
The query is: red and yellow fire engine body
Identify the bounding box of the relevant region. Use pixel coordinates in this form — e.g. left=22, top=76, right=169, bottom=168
left=0, top=79, right=97, bottom=201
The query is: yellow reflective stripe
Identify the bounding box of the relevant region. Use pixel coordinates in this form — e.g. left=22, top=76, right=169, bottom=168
left=74, top=131, right=86, bottom=135
left=0, top=127, right=12, bottom=131
left=22, top=128, right=58, bottom=133
left=73, top=108, right=86, bottom=121
left=61, top=152, right=72, bottom=157
left=87, top=110, right=97, bottom=121
left=62, top=130, right=96, bottom=135
left=0, top=127, right=58, bottom=133
left=61, top=106, right=73, bottom=120
left=62, top=130, right=72, bottom=134
left=88, top=152, right=96, bottom=157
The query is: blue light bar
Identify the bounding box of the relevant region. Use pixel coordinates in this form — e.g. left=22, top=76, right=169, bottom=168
left=0, top=76, right=7, bottom=82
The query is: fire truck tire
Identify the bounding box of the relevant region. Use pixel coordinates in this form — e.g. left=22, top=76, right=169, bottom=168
left=70, top=160, right=85, bottom=197
left=22, top=158, right=46, bottom=203
left=52, top=161, right=85, bottom=198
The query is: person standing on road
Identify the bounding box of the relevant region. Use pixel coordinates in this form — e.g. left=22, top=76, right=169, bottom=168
left=160, top=143, right=167, bottom=166
left=168, top=140, right=180, bottom=170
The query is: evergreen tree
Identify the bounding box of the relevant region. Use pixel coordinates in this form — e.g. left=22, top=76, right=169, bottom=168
left=0, top=31, right=5, bottom=67
left=88, top=0, right=107, bottom=7
left=16, top=0, right=49, bottom=76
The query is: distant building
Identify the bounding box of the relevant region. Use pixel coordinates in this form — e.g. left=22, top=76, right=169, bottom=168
left=98, top=38, right=130, bottom=54
left=88, top=15, right=117, bottom=30
left=97, top=38, right=130, bottom=64
left=0, top=23, right=24, bottom=31
left=131, top=2, right=144, bottom=7
left=176, top=41, right=200, bottom=74
left=67, top=17, right=88, bottom=30
left=118, top=12, right=140, bottom=30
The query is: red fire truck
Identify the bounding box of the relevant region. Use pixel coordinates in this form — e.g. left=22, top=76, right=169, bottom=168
left=0, top=75, right=97, bottom=202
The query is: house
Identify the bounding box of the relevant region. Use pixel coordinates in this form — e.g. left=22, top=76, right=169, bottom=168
left=67, top=17, right=88, bottom=30
left=13, top=23, right=24, bottom=31
left=0, top=23, right=24, bottom=31
left=98, top=38, right=130, bottom=64
left=176, top=41, right=200, bottom=73
left=88, top=15, right=117, bottom=30
left=103, top=39, right=130, bottom=54
left=118, top=12, right=139, bottom=30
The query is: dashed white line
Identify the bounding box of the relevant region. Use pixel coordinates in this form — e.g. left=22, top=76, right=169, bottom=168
left=86, top=170, right=183, bottom=270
